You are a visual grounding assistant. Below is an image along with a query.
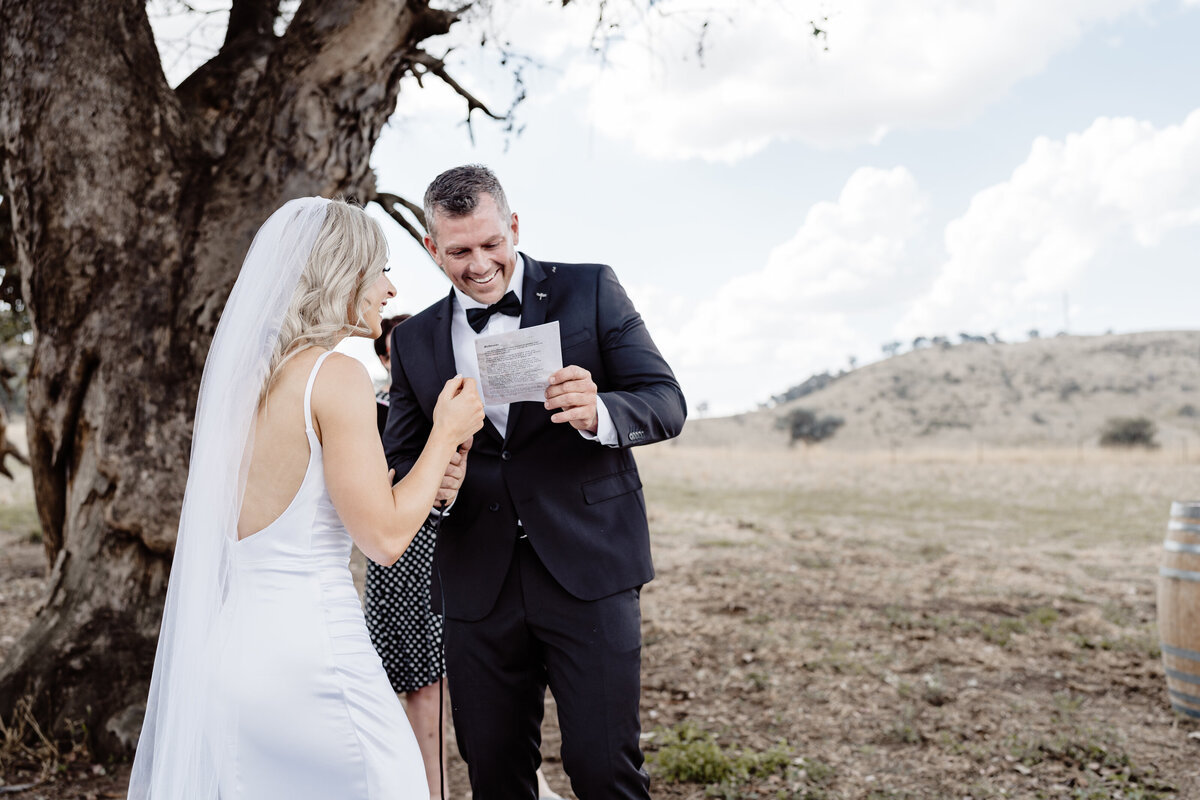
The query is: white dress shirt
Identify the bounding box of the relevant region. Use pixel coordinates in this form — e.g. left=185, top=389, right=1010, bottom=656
left=449, top=255, right=617, bottom=445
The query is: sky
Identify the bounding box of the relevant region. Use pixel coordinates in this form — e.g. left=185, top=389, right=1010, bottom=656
left=151, top=0, right=1200, bottom=415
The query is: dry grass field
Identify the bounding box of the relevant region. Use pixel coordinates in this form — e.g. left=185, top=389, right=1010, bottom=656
left=4, top=442, right=1200, bottom=798
left=631, top=444, right=1200, bottom=799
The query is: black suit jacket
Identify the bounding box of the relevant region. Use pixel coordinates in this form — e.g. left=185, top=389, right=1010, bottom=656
left=383, top=255, right=686, bottom=620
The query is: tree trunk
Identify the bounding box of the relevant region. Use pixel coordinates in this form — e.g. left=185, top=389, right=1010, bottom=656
left=0, top=0, right=455, bottom=757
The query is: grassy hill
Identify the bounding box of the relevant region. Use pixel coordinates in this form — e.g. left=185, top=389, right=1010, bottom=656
left=682, top=330, right=1200, bottom=451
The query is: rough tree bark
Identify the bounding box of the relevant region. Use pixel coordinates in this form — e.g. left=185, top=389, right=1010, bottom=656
left=0, top=0, right=467, bottom=756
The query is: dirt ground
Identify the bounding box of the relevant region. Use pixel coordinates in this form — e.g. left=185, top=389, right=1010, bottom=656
left=3, top=444, right=1200, bottom=799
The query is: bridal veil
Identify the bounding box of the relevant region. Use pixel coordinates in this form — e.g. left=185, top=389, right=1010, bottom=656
left=127, top=197, right=332, bottom=799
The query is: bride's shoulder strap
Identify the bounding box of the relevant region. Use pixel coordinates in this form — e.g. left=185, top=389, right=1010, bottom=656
left=303, top=350, right=336, bottom=433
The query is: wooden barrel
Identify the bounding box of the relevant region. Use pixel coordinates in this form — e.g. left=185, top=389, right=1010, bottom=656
left=1158, top=501, right=1200, bottom=718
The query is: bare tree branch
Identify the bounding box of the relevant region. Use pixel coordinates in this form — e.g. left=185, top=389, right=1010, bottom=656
left=811, top=16, right=829, bottom=51
left=373, top=191, right=429, bottom=249
left=411, top=49, right=505, bottom=123
left=172, top=1, right=229, bottom=13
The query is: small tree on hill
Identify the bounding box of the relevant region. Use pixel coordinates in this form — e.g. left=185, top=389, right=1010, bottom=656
left=1099, top=417, right=1159, bottom=449
left=777, top=408, right=844, bottom=447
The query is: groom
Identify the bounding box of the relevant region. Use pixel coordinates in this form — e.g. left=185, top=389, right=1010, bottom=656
left=383, top=164, right=685, bottom=799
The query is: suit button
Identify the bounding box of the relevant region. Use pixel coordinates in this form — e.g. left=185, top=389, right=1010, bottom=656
left=501, top=450, right=512, bottom=461
left=488, top=502, right=500, bottom=512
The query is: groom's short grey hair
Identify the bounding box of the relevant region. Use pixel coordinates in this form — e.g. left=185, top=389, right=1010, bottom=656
left=423, top=164, right=512, bottom=242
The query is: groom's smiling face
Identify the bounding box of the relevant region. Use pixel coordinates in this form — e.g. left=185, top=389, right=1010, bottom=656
left=424, top=192, right=519, bottom=306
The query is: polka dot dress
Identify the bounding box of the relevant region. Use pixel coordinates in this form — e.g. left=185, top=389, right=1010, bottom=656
left=364, top=521, right=444, bottom=694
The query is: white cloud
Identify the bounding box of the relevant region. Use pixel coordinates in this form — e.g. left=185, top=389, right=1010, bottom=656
left=761, top=167, right=927, bottom=307
left=902, top=109, right=1200, bottom=338
left=563, top=0, right=1150, bottom=161
left=634, top=166, right=928, bottom=412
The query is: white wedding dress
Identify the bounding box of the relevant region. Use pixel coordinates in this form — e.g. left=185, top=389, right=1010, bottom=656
left=208, top=351, right=426, bottom=799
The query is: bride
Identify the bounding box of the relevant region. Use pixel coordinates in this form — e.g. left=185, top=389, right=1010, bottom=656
left=127, top=197, right=483, bottom=799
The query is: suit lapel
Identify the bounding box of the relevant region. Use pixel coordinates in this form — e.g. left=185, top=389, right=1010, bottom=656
left=435, top=290, right=504, bottom=447
left=518, top=254, right=551, bottom=330
left=432, top=291, right=456, bottom=385
left=504, top=254, right=551, bottom=444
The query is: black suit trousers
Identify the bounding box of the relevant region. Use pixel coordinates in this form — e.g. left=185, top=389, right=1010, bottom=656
left=444, top=537, right=651, bottom=800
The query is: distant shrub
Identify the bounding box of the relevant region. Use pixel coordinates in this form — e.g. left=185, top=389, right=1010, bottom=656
left=1058, top=380, right=1083, bottom=401
left=776, top=408, right=844, bottom=446
left=1180, top=404, right=1198, bottom=418
left=1099, top=417, right=1159, bottom=448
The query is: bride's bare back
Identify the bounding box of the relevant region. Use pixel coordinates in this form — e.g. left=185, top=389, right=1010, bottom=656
left=235, top=339, right=482, bottom=562
left=237, top=348, right=327, bottom=540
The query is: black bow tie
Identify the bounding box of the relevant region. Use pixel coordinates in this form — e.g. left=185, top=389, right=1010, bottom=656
left=466, top=291, right=522, bottom=333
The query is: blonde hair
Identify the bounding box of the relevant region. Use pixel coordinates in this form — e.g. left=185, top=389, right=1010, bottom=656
left=262, top=200, right=388, bottom=400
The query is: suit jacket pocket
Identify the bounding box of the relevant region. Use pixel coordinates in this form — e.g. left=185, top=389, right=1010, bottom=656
left=581, top=469, right=642, bottom=505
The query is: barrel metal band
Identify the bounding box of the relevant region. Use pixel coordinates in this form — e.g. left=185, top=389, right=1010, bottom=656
left=1169, top=687, right=1200, bottom=707
left=1162, top=643, right=1200, bottom=663
left=1159, top=566, right=1200, bottom=583
left=1168, top=521, right=1200, bottom=534
left=1164, top=540, right=1200, bottom=555
left=1165, top=666, right=1200, bottom=686
left=1169, top=501, right=1200, bottom=520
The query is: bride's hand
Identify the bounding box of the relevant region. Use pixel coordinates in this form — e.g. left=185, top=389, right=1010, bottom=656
left=433, top=375, right=484, bottom=444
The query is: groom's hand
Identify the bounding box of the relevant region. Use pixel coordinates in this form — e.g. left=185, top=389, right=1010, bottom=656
left=436, top=436, right=472, bottom=506
left=545, top=365, right=599, bottom=434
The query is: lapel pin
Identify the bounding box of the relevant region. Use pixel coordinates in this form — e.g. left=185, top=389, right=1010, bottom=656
left=551, top=265, right=557, bottom=273
left=536, top=292, right=548, bottom=300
